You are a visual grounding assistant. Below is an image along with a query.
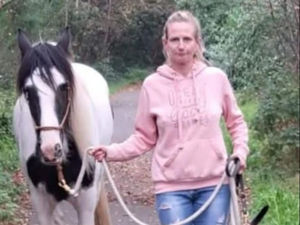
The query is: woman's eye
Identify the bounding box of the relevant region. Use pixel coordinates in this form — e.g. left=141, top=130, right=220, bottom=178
left=183, top=37, right=192, bottom=42
left=169, top=37, right=179, bottom=42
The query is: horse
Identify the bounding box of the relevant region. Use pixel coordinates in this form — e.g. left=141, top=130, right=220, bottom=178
left=13, top=27, right=113, bottom=225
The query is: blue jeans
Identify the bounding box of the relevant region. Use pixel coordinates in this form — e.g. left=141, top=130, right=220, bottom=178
left=155, top=185, right=230, bottom=225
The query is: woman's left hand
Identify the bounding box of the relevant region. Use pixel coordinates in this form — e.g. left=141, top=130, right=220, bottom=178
left=88, top=146, right=107, bottom=162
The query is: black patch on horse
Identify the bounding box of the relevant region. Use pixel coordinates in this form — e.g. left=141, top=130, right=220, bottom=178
left=55, top=83, right=70, bottom=123
left=27, top=137, right=95, bottom=201
left=23, top=86, right=41, bottom=126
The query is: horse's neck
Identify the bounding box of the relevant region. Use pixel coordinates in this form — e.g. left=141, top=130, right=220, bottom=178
left=70, top=74, right=98, bottom=158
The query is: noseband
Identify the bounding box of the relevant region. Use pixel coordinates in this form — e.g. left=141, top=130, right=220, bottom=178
left=35, top=87, right=71, bottom=132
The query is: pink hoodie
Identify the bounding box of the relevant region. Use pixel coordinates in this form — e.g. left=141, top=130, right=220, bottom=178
left=106, top=62, right=249, bottom=193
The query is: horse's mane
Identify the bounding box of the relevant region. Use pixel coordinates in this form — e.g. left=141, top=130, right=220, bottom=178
left=16, top=42, right=74, bottom=96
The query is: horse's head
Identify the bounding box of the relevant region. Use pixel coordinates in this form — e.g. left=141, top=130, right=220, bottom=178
left=17, top=28, right=75, bottom=165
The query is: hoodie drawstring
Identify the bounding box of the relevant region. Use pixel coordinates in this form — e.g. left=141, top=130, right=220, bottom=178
left=192, top=67, right=207, bottom=125
left=162, top=64, right=208, bottom=167
left=173, top=77, right=183, bottom=141
left=164, top=77, right=183, bottom=167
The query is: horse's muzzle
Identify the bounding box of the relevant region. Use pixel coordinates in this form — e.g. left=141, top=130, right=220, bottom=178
left=41, top=143, right=63, bottom=165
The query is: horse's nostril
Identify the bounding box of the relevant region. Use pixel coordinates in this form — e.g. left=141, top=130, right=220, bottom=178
left=54, top=143, right=62, bottom=158
left=54, top=143, right=61, bottom=151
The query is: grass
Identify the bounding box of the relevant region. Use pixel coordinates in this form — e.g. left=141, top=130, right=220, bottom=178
left=248, top=172, right=299, bottom=225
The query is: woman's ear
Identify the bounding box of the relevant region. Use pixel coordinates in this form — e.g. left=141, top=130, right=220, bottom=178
left=162, top=37, right=167, bottom=47
left=162, top=37, right=168, bottom=59
left=162, top=37, right=169, bottom=51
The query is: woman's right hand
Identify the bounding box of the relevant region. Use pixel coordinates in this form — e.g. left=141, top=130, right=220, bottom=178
left=89, top=146, right=107, bottom=162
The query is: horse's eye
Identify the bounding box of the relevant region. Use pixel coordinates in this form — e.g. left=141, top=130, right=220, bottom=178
left=59, top=83, right=69, bottom=92
left=23, top=89, right=29, bottom=101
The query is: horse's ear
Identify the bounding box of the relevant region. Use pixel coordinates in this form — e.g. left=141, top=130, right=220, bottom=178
left=17, top=29, right=32, bottom=58
left=57, top=27, right=71, bottom=53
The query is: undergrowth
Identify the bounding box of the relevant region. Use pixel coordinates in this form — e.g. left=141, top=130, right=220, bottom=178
left=0, top=91, right=24, bottom=222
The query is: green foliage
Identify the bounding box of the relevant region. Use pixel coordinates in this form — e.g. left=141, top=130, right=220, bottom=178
left=0, top=0, right=66, bottom=89
left=0, top=89, right=22, bottom=222
left=93, top=59, right=119, bottom=82
left=221, top=96, right=263, bottom=159
left=0, top=172, right=21, bottom=222
left=123, top=67, right=149, bottom=83
left=0, top=0, right=177, bottom=88
left=67, top=2, right=108, bottom=62
left=253, top=69, right=299, bottom=175
left=177, top=0, right=272, bottom=89
left=108, top=67, right=149, bottom=94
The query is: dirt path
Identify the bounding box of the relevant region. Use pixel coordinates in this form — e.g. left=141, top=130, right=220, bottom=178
left=27, top=84, right=159, bottom=225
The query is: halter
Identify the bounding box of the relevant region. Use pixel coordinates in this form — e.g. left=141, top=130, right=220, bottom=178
left=35, top=86, right=71, bottom=132
left=31, top=86, right=75, bottom=193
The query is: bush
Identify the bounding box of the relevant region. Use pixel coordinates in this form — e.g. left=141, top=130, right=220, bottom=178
left=0, top=89, right=22, bottom=223
left=110, top=8, right=173, bottom=72
left=123, top=67, right=149, bottom=82
left=93, top=59, right=119, bottom=82
left=253, top=70, right=299, bottom=175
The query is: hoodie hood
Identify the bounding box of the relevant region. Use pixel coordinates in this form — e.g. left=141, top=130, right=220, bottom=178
left=156, top=61, right=208, bottom=80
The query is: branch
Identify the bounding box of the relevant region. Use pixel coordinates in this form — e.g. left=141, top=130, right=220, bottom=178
left=281, top=0, right=296, bottom=47
left=65, top=0, right=69, bottom=26
left=267, top=0, right=275, bottom=18
left=0, top=0, right=16, bottom=10
left=267, top=0, right=297, bottom=62
left=100, top=0, right=112, bottom=58
left=139, top=0, right=146, bottom=9
left=289, top=0, right=299, bottom=31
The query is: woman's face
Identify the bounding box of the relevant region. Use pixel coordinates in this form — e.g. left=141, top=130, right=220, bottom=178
left=163, top=21, right=199, bottom=67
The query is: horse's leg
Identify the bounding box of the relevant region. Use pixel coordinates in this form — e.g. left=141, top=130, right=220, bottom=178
left=73, top=187, right=98, bottom=225
left=94, top=184, right=112, bottom=225
left=29, top=184, right=56, bottom=225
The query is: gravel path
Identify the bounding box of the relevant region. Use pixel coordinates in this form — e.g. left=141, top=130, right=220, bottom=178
left=28, top=84, right=159, bottom=225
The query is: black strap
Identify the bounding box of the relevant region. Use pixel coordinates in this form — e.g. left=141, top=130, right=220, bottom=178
left=225, top=157, right=240, bottom=177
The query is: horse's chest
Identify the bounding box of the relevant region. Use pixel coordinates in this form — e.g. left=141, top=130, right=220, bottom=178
left=26, top=149, right=94, bottom=201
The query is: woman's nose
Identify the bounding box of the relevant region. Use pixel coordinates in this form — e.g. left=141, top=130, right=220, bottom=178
left=178, top=40, right=184, bottom=48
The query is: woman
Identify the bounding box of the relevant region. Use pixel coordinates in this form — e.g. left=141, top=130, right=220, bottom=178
left=90, top=10, right=249, bottom=225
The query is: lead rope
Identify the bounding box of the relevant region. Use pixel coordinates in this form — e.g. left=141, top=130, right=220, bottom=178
left=103, top=159, right=228, bottom=225
left=61, top=147, right=241, bottom=225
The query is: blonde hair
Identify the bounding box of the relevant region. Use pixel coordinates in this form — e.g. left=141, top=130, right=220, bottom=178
left=162, top=10, right=209, bottom=64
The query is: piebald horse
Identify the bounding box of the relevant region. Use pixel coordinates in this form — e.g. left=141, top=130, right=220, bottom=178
left=13, top=28, right=113, bottom=225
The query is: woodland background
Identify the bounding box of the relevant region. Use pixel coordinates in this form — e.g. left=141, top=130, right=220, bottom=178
left=0, top=0, right=299, bottom=224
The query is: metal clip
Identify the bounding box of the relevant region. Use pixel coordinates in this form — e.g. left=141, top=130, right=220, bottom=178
left=58, top=179, right=79, bottom=197
left=58, top=179, right=72, bottom=193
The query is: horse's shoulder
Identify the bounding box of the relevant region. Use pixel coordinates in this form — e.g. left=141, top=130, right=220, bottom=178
left=71, top=62, right=96, bottom=75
